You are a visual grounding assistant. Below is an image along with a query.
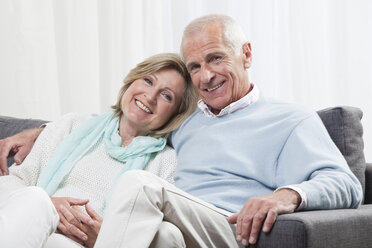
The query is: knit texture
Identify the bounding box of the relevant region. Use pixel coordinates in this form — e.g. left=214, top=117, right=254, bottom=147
left=171, top=96, right=363, bottom=213
left=0, top=113, right=177, bottom=216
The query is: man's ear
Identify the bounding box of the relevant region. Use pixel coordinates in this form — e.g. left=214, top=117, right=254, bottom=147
left=242, top=42, right=252, bottom=69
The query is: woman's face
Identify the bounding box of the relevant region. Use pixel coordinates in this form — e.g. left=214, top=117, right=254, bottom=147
left=121, top=68, right=186, bottom=134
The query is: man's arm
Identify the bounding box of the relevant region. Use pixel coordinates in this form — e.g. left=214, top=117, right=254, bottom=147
left=0, top=128, right=44, bottom=175
left=228, top=113, right=362, bottom=246
left=228, top=188, right=300, bottom=246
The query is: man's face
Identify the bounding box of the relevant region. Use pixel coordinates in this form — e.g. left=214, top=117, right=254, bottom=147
left=182, top=23, right=252, bottom=114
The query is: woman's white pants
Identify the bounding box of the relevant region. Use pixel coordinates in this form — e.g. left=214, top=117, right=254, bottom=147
left=0, top=186, right=59, bottom=248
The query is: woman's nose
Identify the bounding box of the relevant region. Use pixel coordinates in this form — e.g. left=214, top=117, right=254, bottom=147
left=145, top=91, right=157, bottom=105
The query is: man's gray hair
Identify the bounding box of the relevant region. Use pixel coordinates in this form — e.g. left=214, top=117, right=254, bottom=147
left=181, top=14, right=247, bottom=58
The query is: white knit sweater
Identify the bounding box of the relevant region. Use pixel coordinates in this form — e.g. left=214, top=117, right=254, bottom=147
left=0, top=113, right=177, bottom=216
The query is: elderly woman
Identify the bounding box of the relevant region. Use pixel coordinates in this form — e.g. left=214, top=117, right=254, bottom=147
left=0, top=53, right=198, bottom=247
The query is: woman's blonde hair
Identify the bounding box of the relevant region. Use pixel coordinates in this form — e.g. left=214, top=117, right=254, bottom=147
left=112, top=53, right=198, bottom=138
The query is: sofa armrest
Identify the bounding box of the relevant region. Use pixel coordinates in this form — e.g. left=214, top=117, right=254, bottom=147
left=365, top=163, right=372, bottom=204
left=255, top=205, right=372, bottom=248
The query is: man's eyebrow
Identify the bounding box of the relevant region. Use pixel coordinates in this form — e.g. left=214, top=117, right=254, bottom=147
left=205, top=52, right=224, bottom=61
left=186, top=61, right=198, bottom=70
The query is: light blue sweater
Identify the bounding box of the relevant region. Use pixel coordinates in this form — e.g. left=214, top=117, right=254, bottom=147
left=171, top=97, right=363, bottom=213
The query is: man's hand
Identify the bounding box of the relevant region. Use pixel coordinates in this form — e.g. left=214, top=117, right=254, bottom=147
left=227, top=188, right=301, bottom=246
left=0, top=128, right=43, bottom=176
left=51, top=197, right=91, bottom=245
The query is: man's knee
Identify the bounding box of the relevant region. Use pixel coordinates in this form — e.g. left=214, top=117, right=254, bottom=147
left=115, top=170, right=154, bottom=189
left=150, top=221, right=185, bottom=248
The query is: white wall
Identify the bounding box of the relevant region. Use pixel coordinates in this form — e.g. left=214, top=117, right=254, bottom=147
left=0, top=0, right=371, bottom=161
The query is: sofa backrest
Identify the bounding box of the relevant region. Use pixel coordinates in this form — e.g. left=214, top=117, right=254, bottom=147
left=0, top=107, right=367, bottom=196
left=317, top=106, right=366, bottom=196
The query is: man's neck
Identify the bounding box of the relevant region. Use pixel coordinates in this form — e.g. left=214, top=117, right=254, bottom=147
left=209, top=83, right=254, bottom=115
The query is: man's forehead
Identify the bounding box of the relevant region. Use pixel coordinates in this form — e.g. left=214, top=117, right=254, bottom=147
left=182, top=35, right=226, bottom=62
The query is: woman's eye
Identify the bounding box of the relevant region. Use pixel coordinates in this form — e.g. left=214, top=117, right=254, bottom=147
left=162, top=92, right=172, bottom=101
left=144, top=78, right=152, bottom=85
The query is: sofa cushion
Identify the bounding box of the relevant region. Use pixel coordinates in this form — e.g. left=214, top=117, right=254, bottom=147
left=317, top=107, right=366, bottom=196
left=0, top=115, right=47, bottom=166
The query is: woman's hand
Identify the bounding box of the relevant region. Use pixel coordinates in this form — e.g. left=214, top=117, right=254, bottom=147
left=78, top=204, right=103, bottom=248
left=57, top=201, right=103, bottom=247
left=50, top=196, right=90, bottom=245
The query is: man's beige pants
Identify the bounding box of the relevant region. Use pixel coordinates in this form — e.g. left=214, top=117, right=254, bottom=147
left=95, top=170, right=239, bottom=248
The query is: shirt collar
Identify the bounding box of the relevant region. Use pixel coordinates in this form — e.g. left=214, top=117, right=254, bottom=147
left=197, top=84, right=260, bottom=117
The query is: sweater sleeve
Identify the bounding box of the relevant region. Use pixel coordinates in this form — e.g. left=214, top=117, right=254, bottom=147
left=145, top=146, right=177, bottom=184
left=0, top=113, right=89, bottom=194
left=276, top=113, right=363, bottom=209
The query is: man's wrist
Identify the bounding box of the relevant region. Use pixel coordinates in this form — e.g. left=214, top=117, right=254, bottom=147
left=275, top=188, right=301, bottom=209
left=31, top=127, right=44, bottom=141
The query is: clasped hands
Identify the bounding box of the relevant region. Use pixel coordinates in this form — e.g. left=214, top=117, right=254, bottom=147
left=50, top=197, right=103, bottom=248
left=227, top=188, right=301, bottom=246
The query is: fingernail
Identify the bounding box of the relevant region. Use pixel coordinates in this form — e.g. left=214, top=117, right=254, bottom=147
left=89, top=220, right=94, bottom=225
left=249, top=237, right=255, bottom=244
left=82, top=235, right=88, bottom=241
left=242, top=239, right=248, bottom=246
left=236, top=235, right=242, bottom=241
left=263, top=226, right=269, bottom=232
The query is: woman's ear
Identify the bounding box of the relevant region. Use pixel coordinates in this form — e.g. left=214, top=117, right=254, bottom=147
left=242, top=42, right=252, bottom=69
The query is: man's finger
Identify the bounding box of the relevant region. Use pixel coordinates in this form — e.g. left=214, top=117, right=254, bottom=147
left=240, top=215, right=253, bottom=246
left=13, top=147, right=30, bottom=165
left=0, top=140, right=12, bottom=175
left=235, top=214, right=243, bottom=242
left=262, top=209, right=277, bottom=233
left=248, top=212, right=266, bottom=245
left=227, top=213, right=238, bottom=224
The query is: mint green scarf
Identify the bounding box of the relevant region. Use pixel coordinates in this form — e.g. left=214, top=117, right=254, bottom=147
left=37, top=111, right=166, bottom=195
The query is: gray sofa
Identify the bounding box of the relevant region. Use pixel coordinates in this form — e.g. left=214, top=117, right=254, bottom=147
left=1, top=106, right=371, bottom=248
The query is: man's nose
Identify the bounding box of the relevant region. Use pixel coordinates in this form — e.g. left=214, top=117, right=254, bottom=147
left=200, top=65, right=215, bottom=84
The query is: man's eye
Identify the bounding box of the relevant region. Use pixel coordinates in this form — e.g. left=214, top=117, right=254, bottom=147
left=189, top=65, right=200, bottom=73
left=144, top=78, right=152, bottom=85
left=211, top=56, right=222, bottom=62
left=162, top=92, right=172, bottom=101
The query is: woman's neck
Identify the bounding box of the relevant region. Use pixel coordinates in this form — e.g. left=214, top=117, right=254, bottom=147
left=118, top=115, right=148, bottom=147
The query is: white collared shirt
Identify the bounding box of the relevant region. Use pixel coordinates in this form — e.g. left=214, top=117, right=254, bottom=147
left=197, top=83, right=260, bottom=117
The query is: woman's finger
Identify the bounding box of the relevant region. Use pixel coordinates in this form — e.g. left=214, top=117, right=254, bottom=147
left=71, top=205, right=94, bottom=225
left=59, top=205, right=88, bottom=242
left=85, top=204, right=102, bottom=222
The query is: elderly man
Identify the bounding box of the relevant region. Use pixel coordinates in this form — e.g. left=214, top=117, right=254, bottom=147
left=0, top=14, right=362, bottom=247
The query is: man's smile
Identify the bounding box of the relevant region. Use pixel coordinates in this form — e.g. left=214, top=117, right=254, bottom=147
left=206, top=81, right=225, bottom=92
